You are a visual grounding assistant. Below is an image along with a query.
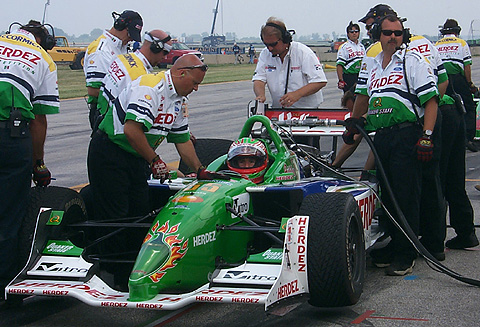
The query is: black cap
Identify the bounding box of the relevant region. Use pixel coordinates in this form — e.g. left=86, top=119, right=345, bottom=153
left=119, top=10, right=143, bottom=42
left=359, top=4, right=397, bottom=23
left=440, top=19, right=461, bottom=35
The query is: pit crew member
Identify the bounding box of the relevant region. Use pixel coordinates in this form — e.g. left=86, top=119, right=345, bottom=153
left=336, top=21, right=365, bottom=93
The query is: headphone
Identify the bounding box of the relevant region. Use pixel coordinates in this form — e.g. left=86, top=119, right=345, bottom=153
left=144, top=32, right=172, bottom=54
left=262, top=22, right=294, bottom=44
left=8, top=21, right=56, bottom=50
left=370, top=15, right=411, bottom=45
left=112, top=11, right=130, bottom=31
left=440, top=25, right=461, bottom=35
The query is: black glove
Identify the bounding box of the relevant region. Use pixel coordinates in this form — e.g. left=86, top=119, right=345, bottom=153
left=197, top=167, right=230, bottom=180
left=150, top=155, right=169, bottom=182
left=415, top=136, right=434, bottom=162
left=32, top=159, right=51, bottom=187
left=342, top=130, right=356, bottom=145
left=344, top=117, right=366, bottom=134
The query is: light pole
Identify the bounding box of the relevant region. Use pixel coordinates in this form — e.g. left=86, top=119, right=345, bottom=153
left=42, top=0, right=50, bottom=24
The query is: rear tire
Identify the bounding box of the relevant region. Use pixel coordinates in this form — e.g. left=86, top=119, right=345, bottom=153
left=298, top=192, right=365, bottom=307
left=178, top=138, right=233, bottom=174
left=17, top=186, right=88, bottom=269
left=69, top=51, right=85, bottom=70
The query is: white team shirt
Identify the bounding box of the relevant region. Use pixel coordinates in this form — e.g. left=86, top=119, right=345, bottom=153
left=252, top=41, right=327, bottom=108
left=0, top=30, right=59, bottom=120
left=435, top=33, right=472, bottom=75
left=336, top=39, right=365, bottom=75
left=84, top=30, right=128, bottom=88
left=100, top=70, right=189, bottom=155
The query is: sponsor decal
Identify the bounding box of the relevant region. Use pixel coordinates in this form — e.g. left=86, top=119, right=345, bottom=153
left=358, top=194, right=375, bottom=230
left=142, top=220, right=188, bottom=283
left=231, top=297, right=260, bottom=303
left=101, top=302, right=128, bottom=307
left=277, top=112, right=311, bottom=121
left=145, top=94, right=152, bottom=100
left=109, top=61, right=126, bottom=81
left=136, top=303, right=162, bottom=309
left=231, top=193, right=249, bottom=218
left=201, top=289, right=268, bottom=296
left=154, top=113, right=174, bottom=125
left=369, top=74, right=403, bottom=90
left=275, top=174, right=295, bottom=181
left=89, top=60, right=94, bottom=64
left=46, top=211, right=64, bottom=226
left=123, top=53, right=138, bottom=68
left=193, top=231, right=216, bottom=247
left=248, top=248, right=283, bottom=263
left=296, top=217, right=308, bottom=272
left=277, top=279, right=299, bottom=300
left=266, top=65, right=276, bottom=72
left=223, top=270, right=276, bottom=281
left=42, top=240, right=83, bottom=256
left=437, top=45, right=459, bottom=52
left=172, top=195, right=204, bottom=203
left=28, top=256, right=92, bottom=278
left=410, top=43, right=430, bottom=54
left=196, top=296, right=223, bottom=302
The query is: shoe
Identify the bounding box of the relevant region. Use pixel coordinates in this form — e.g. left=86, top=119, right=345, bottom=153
left=446, top=232, right=480, bottom=249
left=429, top=251, right=446, bottom=261
left=385, top=255, right=415, bottom=276
left=419, top=237, right=445, bottom=261
left=370, top=242, right=394, bottom=268
left=475, top=185, right=480, bottom=192
left=466, top=141, right=478, bottom=152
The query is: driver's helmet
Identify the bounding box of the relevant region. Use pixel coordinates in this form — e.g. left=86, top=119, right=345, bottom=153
left=227, top=137, right=268, bottom=184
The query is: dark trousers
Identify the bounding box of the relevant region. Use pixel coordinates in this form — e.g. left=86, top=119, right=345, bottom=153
left=342, top=73, right=359, bottom=94
left=419, top=111, right=446, bottom=253
left=0, top=126, right=32, bottom=290
left=87, top=131, right=150, bottom=284
left=439, top=104, right=475, bottom=237
left=446, top=73, right=476, bottom=141
left=374, top=124, right=423, bottom=259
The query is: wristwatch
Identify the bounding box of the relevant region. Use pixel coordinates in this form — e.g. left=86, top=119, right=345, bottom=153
left=423, top=129, right=433, bottom=138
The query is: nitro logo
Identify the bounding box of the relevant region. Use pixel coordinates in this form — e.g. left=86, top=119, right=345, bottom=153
left=370, top=74, right=403, bottom=90
left=33, top=262, right=88, bottom=274
left=232, top=193, right=249, bottom=217
left=224, top=271, right=276, bottom=281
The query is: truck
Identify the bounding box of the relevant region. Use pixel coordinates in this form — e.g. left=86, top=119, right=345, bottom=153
left=47, top=36, right=86, bottom=70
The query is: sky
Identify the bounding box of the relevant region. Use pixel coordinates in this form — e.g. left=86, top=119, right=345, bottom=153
left=2, top=0, right=480, bottom=40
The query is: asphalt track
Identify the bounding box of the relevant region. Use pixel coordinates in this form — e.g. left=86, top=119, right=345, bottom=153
left=2, top=61, right=480, bottom=326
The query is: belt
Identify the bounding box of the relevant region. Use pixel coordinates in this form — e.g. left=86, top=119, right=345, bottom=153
left=376, top=121, right=418, bottom=134
left=0, top=120, right=29, bottom=128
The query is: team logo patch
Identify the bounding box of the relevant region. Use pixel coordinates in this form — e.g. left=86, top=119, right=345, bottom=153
left=89, top=60, right=94, bottom=64
left=145, top=95, right=152, bottom=100
left=373, top=98, right=382, bottom=107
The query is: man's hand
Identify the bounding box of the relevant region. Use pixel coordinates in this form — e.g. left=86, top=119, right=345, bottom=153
left=338, top=80, right=347, bottom=89
left=197, top=167, right=230, bottom=180
left=415, top=136, right=434, bottom=162
left=469, top=82, right=478, bottom=94
left=150, top=155, right=169, bottom=182
left=279, top=91, right=301, bottom=107
left=344, top=117, right=366, bottom=134
left=32, top=159, right=51, bottom=187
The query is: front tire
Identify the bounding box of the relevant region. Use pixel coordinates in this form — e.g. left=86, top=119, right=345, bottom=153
left=298, top=192, right=365, bottom=307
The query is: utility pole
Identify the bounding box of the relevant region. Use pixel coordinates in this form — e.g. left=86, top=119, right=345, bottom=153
left=42, top=0, right=50, bottom=24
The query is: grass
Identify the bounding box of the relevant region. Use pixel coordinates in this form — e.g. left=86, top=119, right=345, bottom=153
left=56, top=64, right=257, bottom=100
left=56, top=62, right=336, bottom=100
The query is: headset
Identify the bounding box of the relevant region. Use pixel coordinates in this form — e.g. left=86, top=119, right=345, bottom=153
left=370, top=15, right=411, bottom=45
left=144, top=32, right=172, bottom=54
left=112, top=11, right=128, bottom=30
left=8, top=21, right=56, bottom=50
left=440, top=25, right=461, bottom=35
left=262, top=22, right=295, bottom=44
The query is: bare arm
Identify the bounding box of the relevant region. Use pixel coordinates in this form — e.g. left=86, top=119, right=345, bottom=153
left=351, top=94, right=369, bottom=118
left=30, top=114, right=47, bottom=162
left=280, top=82, right=327, bottom=107
left=87, top=86, right=100, bottom=99
left=336, top=65, right=344, bottom=82
left=175, top=140, right=202, bottom=172
left=464, top=64, right=472, bottom=84
left=124, top=120, right=157, bottom=163
left=438, top=80, right=448, bottom=98
left=253, top=80, right=267, bottom=103
left=423, top=97, right=438, bottom=133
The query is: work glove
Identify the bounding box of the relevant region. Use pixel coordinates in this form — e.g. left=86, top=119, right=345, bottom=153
left=342, top=117, right=366, bottom=144
left=32, top=159, right=51, bottom=187
left=197, top=167, right=230, bottom=180
left=150, top=155, right=169, bottom=182
left=337, top=80, right=347, bottom=90
left=415, top=136, right=434, bottom=162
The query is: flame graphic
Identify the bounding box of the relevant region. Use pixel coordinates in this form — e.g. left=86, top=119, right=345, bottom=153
left=145, top=220, right=188, bottom=283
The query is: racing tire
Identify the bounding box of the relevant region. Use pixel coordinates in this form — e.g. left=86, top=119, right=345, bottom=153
left=298, top=192, right=365, bottom=307
left=79, top=184, right=94, bottom=220
left=178, top=138, right=233, bottom=174
left=69, top=51, right=85, bottom=70
left=17, top=186, right=88, bottom=270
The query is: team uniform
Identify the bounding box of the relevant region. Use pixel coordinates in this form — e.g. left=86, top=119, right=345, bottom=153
left=97, top=50, right=154, bottom=116
left=435, top=34, right=476, bottom=141
left=0, top=30, right=59, bottom=290
left=253, top=41, right=327, bottom=108
left=83, top=30, right=128, bottom=128
left=336, top=39, right=365, bottom=92
left=356, top=48, right=438, bottom=261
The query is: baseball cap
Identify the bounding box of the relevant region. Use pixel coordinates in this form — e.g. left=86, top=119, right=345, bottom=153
left=359, top=4, right=397, bottom=23
left=119, top=10, right=143, bottom=42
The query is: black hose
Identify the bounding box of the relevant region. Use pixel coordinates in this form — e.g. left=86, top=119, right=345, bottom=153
left=355, top=123, right=480, bottom=287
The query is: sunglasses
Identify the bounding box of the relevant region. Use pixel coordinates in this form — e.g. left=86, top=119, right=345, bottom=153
left=349, top=30, right=360, bottom=33
left=381, top=29, right=403, bottom=37
left=179, top=64, right=208, bottom=72
left=264, top=40, right=280, bottom=48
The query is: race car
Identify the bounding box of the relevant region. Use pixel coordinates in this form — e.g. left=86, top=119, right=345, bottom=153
left=6, top=115, right=382, bottom=314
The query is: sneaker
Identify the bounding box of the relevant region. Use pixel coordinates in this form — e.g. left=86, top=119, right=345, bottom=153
left=370, top=242, right=394, bottom=268
left=385, top=255, right=415, bottom=276
left=429, top=251, right=446, bottom=261
left=466, top=141, right=478, bottom=152
left=446, top=232, right=479, bottom=249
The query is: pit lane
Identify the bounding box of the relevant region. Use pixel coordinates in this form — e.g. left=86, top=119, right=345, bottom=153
left=1, top=62, right=480, bottom=327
